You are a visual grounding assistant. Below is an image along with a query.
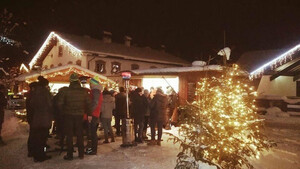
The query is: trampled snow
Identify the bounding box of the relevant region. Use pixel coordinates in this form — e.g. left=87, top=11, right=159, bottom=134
left=0, top=110, right=299, bottom=169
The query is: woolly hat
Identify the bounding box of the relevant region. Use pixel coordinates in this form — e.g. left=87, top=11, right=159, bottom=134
left=69, top=73, right=79, bottom=82
left=38, top=76, right=49, bottom=86
left=90, top=76, right=101, bottom=85
left=90, top=76, right=103, bottom=91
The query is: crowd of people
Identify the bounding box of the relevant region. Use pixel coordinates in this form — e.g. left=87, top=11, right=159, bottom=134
left=21, top=73, right=178, bottom=162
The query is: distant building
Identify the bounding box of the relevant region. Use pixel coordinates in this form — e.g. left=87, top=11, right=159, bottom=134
left=238, top=46, right=300, bottom=116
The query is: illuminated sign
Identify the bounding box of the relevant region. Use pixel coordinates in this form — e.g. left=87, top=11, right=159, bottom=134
left=121, top=72, right=131, bottom=80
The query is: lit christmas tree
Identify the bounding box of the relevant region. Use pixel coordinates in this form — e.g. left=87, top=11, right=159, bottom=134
left=172, top=64, right=274, bottom=169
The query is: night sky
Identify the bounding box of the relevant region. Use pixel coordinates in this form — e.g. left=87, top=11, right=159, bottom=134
left=1, top=0, right=300, bottom=69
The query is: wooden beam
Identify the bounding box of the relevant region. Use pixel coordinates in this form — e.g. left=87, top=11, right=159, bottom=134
left=270, top=59, right=300, bottom=81
left=293, top=73, right=300, bottom=81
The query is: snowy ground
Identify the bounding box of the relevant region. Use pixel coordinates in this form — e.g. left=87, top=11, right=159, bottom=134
left=0, top=109, right=300, bottom=169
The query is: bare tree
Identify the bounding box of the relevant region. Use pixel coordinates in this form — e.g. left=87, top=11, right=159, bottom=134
left=0, top=9, right=22, bottom=48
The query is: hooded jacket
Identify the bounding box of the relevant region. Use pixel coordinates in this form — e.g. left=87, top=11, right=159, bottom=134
left=150, top=92, right=168, bottom=122
left=29, top=85, right=53, bottom=129
left=101, top=94, right=115, bottom=119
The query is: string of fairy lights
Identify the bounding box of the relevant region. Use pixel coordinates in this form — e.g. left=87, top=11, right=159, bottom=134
left=175, top=64, right=272, bottom=168
left=25, top=66, right=118, bottom=90
left=250, top=44, right=300, bottom=79
left=29, top=32, right=83, bottom=69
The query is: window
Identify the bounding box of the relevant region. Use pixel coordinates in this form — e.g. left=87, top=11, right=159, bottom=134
left=76, top=60, right=82, bottom=66
left=111, top=61, right=121, bottom=74
left=68, top=61, right=73, bottom=64
left=150, top=66, right=157, bottom=69
left=43, top=65, right=48, bottom=70
left=50, top=64, right=54, bottom=68
left=95, top=60, right=106, bottom=73
left=50, top=54, right=53, bottom=58
left=58, top=45, right=63, bottom=57
left=131, top=64, right=139, bottom=70
left=58, top=63, right=62, bottom=66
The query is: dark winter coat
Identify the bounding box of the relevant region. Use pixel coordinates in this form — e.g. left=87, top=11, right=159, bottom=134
left=52, top=87, right=68, bottom=120
left=0, top=92, right=6, bottom=124
left=29, top=85, right=53, bottom=129
left=131, top=93, right=148, bottom=122
left=25, top=91, right=34, bottom=124
left=150, top=93, right=168, bottom=122
left=115, top=92, right=127, bottom=118
left=57, top=82, right=92, bottom=116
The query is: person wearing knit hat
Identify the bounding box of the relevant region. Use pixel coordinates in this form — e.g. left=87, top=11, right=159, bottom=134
left=69, top=73, right=79, bottom=82
left=85, top=76, right=103, bottom=155
left=89, top=76, right=103, bottom=91
left=57, top=73, right=92, bottom=160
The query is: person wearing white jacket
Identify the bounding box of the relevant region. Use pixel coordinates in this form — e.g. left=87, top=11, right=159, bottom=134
left=101, top=89, right=115, bottom=143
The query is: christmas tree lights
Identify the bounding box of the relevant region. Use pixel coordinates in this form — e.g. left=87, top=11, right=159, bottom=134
left=171, top=64, right=274, bottom=169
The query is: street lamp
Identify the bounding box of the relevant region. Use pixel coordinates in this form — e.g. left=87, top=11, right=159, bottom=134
left=120, top=71, right=136, bottom=147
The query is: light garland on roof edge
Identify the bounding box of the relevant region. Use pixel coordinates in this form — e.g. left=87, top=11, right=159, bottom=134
left=25, top=67, right=116, bottom=87
left=29, top=32, right=83, bottom=69
left=250, top=44, right=300, bottom=79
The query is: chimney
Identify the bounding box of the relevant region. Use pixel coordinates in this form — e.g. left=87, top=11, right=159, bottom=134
left=124, top=35, right=132, bottom=47
left=103, top=31, right=112, bottom=43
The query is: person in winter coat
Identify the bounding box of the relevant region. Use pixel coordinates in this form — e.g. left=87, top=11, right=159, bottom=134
left=114, top=87, right=126, bottom=136
left=165, top=86, right=178, bottom=130
left=25, top=82, right=38, bottom=157
left=29, top=76, right=53, bottom=162
left=57, top=73, right=92, bottom=160
left=0, top=84, right=7, bottom=146
left=142, top=89, right=151, bottom=140
left=85, top=76, right=103, bottom=155
left=52, top=87, right=68, bottom=148
left=148, top=88, right=168, bottom=146
left=101, top=89, right=115, bottom=143
left=131, top=87, right=148, bottom=143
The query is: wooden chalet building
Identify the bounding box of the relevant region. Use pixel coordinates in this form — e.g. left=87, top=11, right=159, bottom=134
left=17, top=31, right=189, bottom=92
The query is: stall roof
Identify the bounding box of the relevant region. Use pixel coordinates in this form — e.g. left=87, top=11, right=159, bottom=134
left=16, top=64, right=115, bottom=83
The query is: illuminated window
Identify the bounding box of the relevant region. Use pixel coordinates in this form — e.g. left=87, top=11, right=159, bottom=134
left=111, top=61, right=121, bottom=74
left=76, top=60, right=82, bottom=66
left=58, top=63, right=62, bottom=66
left=58, top=45, right=63, bottom=57
left=50, top=64, right=54, bottom=68
left=131, top=64, right=139, bottom=70
left=150, top=66, right=157, bottom=69
left=68, top=61, right=73, bottom=64
left=95, top=60, right=106, bottom=74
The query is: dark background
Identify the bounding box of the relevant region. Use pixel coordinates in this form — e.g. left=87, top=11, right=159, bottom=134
left=1, top=0, right=300, bottom=68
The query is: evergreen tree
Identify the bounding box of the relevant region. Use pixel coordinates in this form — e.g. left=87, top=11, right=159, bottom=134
left=171, top=64, right=274, bottom=169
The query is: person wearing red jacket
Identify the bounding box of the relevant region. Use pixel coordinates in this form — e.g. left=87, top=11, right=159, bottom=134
left=85, top=76, right=103, bottom=155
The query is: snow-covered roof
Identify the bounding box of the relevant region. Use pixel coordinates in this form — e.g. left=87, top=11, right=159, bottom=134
left=29, top=31, right=190, bottom=69
left=132, top=65, right=223, bottom=75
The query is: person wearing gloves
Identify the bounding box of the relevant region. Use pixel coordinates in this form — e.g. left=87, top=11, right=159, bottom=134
left=58, top=73, right=92, bottom=160
left=85, top=76, right=103, bottom=155
left=101, top=89, right=115, bottom=143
